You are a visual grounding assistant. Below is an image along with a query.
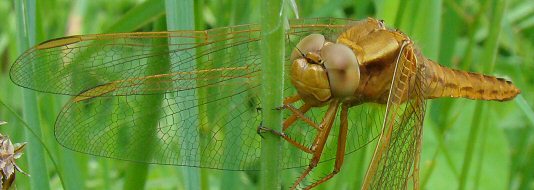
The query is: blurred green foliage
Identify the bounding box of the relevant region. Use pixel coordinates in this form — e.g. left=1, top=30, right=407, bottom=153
left=0, top=0, right=533, bottom=189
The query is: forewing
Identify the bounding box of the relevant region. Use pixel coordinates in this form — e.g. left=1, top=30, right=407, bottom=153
left=9, top=18, right=380, bottom=170
left=10, top=25, right=262, bottom=96
left=362, top=43, right=427, bottom=189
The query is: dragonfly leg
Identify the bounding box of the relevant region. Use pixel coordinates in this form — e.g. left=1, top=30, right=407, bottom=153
left=257, top=104, right=314, bottom=153
left=283, top=103, right=318, bottom=130
left=257, top=124, right=313, bottom=154
left=280, top=94, right=320, bottom=131
left=290, top=99, right=340, bottom=190
left=284, top=94, right=302, bottom=105
left=282, top=103, right=312, bottom=130
left=273, top=94, right=302, bottom=110
left=301, top=103, right=349, bottom=190
left=257, top=100, right=318, bottom=153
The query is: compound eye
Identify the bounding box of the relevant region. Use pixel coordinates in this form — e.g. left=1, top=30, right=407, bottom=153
left=321, top=44, right=359, bottom=70
left=290, top=34, right=325, bottom=62
left=320, top=44, right=360, bottom=97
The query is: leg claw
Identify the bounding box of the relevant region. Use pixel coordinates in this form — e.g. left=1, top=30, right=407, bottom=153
left=273, top=104, right=288, bottom=110
left=256, top=123, right=285, bottom=138
left=256, top=122, right=266, bottom=139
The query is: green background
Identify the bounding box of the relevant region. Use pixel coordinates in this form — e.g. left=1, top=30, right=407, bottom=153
left=0, top=0, right=533, bottom=189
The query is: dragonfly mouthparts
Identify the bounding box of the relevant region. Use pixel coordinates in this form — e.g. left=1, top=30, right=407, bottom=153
left=305, top=51, right=323, bottom=65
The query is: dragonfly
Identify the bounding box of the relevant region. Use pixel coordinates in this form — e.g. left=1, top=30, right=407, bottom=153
left=10, top=18, right=520, bottom=189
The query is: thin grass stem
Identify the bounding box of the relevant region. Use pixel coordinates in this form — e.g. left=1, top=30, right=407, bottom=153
left=259, top=0, right=285, bottom=189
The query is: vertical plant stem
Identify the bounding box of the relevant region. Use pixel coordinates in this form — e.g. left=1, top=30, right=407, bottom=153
left=193, top=1, right=210, bottom=189
left=53, top=2, right=87, bottom=189
left=120, top=116, right=149, bottom=187
left=411, top=0, right=441, bottom=59
left=122, top=18, right=170, bottom=190
left=458, top=102, right=485, bottom=190
left=459, top=0, right=491, bottom=70
left=14, top=0, right=51, bottom=189
left=473, top=116, right=489, bottom=188
left=164, top=1, right=201, bottom=190
left=259, top=0, right=284, bottom=189
left=458, top=0, right=507, bottom=189
left=408, top=0, right=442, bottom=186
left=421, top=5, right=464, bottom=185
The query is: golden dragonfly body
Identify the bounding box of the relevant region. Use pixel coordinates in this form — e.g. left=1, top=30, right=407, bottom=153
left=10, top=18, right=519, bottom=190
left=277, top=18, right=519, bottom=189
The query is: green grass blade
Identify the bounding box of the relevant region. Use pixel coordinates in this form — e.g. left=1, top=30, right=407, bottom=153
left=374, top=0, right=399, bottom=24
left=410, top=0, right=441, bottom=59
left=459, top=0, right=492, bottom=70
left=105, top=0, right=165, bottom=189
left=122, top=17, right=170, bottom=190
left=14, top=0, right=51, bottom=189
left=50, top=2, right=86, bottom=189
left=194, top=1, right=215, bottom=189
left=105, top=0, right=165, bottom=33
left=515, top=95, right=534, bottom=125
left=259, top=0, right=284, bottom=189
left=459, top=0, right=508, bottom=189
left=122, top=154, right=150, bottom=189
left=164, top=0, right=201, bottom=190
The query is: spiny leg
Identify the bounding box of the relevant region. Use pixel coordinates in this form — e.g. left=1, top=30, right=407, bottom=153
left=301, top=103, right=349, bottom=190
left=264, top=94, right=315, bottom=130
left=281, top=94, right=319, bottom=130
left=290, top=99, right=340, bottom=190
left=258, top=93, right=320, bottom=153
left=284, top=94, right=302, bottom=105
left=258, top=124, right=314, bottom=153
left=281, top=102, right=324, bottom=152
left=258, top=102, right=316, bottom=153
left=283, top=103, right=317, bottom=130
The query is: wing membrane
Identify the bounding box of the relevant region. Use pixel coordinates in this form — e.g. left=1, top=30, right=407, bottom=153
left=363, top=43, right=427, bottom=189
left=11, top=18, right=383, bottom=170
left=10, top=25, right=262, bottom=96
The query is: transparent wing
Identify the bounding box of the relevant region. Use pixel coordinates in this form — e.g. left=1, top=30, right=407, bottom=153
left=10, top=25, right=262, bottom=97
left=10, top=18, right=382, bottom=170
left=362, top=43, right=427, bottom=189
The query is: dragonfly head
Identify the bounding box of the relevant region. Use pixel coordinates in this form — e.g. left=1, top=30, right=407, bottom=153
left=290, top=33, right=325, bottom=64
left=290, top=34, right=360, bottom=103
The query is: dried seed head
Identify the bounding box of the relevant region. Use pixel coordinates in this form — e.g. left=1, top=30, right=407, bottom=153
left=0, top=121, right=28, bottom=190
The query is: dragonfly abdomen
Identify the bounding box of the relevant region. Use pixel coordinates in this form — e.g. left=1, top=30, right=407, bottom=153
left=424, top=59, right=520, bottom=101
